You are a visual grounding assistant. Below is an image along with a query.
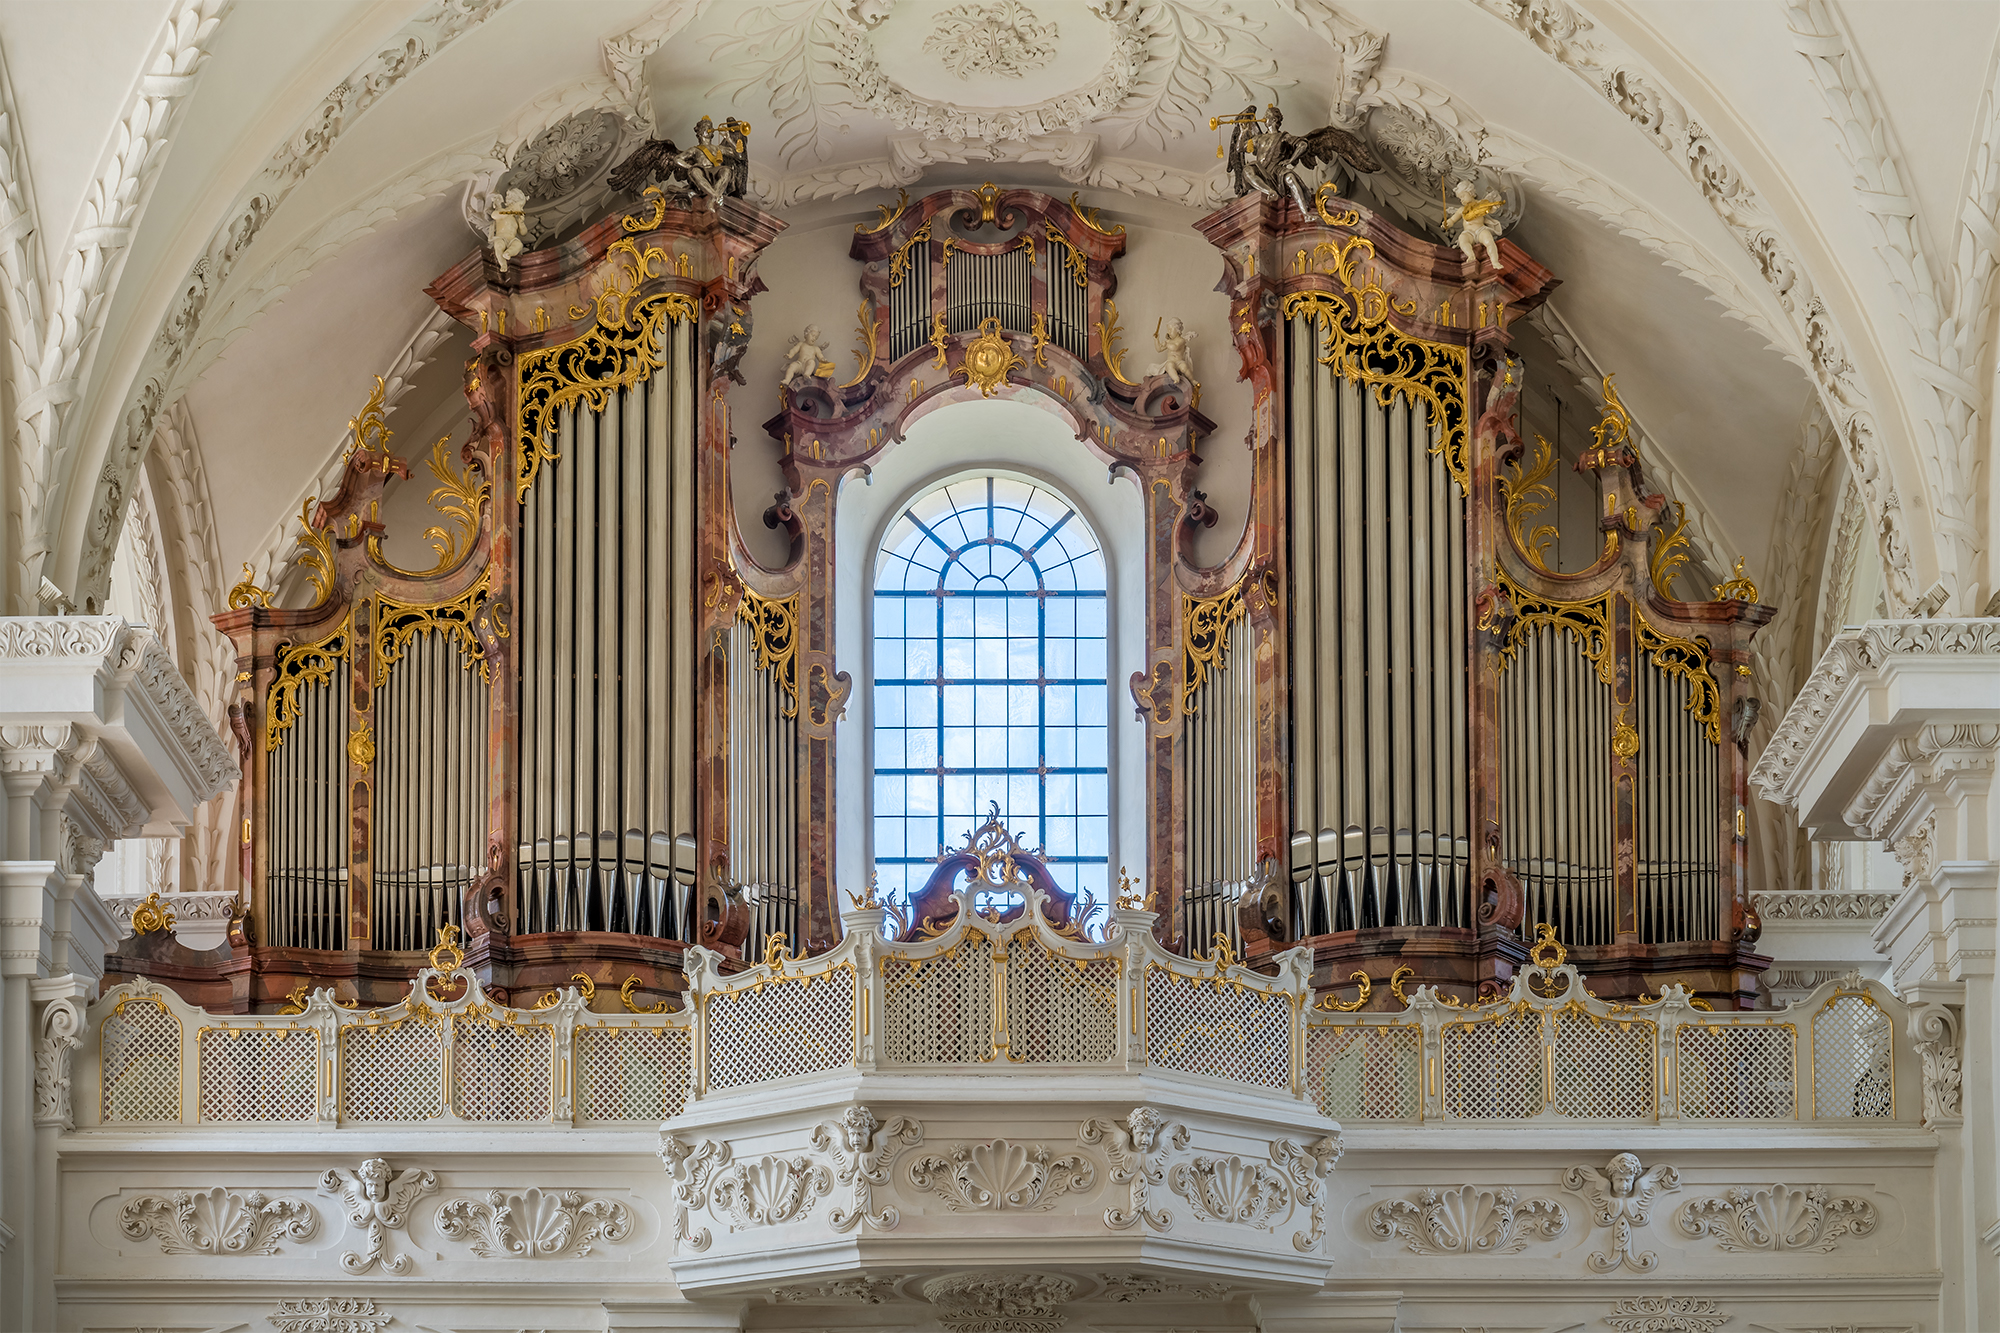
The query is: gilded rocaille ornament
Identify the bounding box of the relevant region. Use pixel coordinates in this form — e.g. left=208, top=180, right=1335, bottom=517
left=1712, top=558, right=1760, bottom=603
left=956, top=317, right=1025, bottom=398
left=129, top=892, right=175, bottom=936
left=227, top=563, right=273, bottom=610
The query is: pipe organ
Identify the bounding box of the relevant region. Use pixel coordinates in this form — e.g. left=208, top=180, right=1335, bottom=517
left=138, top=165, right=1772, bottom=1016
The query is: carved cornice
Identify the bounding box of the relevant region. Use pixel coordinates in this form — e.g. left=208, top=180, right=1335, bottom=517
left=1751, top=891, right=1896, bottom=922
left=1750, top=619, right=2000, bottom=810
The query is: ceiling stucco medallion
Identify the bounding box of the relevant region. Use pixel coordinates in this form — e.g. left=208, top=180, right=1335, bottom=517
left=830, top=5, right=1145, bottom=143
left=925, top=1, right=1060, bottom=80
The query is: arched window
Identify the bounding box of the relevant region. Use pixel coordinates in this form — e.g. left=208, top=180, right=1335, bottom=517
left=872, top=474, right=1108, bottom=906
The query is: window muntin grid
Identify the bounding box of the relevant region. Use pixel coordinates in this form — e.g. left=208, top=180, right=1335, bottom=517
left=873, top=475, right=1108, bottom=908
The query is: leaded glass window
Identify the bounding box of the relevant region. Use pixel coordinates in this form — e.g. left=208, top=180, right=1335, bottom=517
left=873, top=475, right=1109, bottom=907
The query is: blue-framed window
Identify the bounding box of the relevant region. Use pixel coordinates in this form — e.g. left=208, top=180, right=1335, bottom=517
left=872, top=475, right=1109, bottom=907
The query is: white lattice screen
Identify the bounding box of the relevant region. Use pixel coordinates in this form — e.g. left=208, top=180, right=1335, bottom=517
left=577, top=1025, right=690, bottom=1120
left=453, top=1017, right=553, bottom=1121
left=1439, top=1012, right=1542, bottom=1118
left=1005, top=937, right=1118, bottom=1063
left=340, top=1018, right=445, bottom=1121
left=101, top=998, right=182, bottom=1122
left=1677, top=1022, right=1795, bottom=1119
left=1813, top=994, right=1894, bottom=1119
left=1308, top=1023, right=1419, bottom=1120
left=1144, top=968, right=1290, bottom=1090
left=1550, top=1010, right=1654, bottom=1118
left=707, top=967, right=855, bottom=1090
left=199, top=1027, right=317, bottom=1122
left=883, top=936, right=994, bottom=1065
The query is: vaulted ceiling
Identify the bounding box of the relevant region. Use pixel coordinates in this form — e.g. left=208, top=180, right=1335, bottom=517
left=3, top=0, right=1994, bottom=631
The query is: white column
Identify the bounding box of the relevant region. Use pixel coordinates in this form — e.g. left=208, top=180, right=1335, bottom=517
left=0, top=617, right=236, bottom=1333
left=1752, top=618, right=2000, bottom=1333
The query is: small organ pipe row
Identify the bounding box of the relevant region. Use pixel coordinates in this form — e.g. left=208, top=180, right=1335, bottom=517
left=727, top=613, right=799, bottom=959
left=268, top=672, right=348, bottom=949
left=1285, top=317, right=1471, bottom=940
left=370, top=629, right=483, bottom=952
left=1181, top=613, right=1256, bottom=950
left=944, top=247, right=1033, bottom=338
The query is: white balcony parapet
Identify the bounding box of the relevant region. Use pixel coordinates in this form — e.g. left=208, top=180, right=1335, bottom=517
left=1307, top=925, right=1929, bottom=1126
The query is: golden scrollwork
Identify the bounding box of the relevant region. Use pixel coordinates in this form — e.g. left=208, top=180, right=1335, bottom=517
left=971, top=181, right=1003, bottom=226
left=736, top=587, right=800, bottom=718
left=1385, top=965, right=1416, bottom=1008
left=428, top=923, right=465, bottom=973
left=621, top=185, right=669, bottom=234
left=1029, top=311, right=1051, bottom=368
left=265, top=619, right=349, bottom=751
left=347, top=724, right=376, bottom=769
left=888, top=217, right=933, bottom=288
left=129, top=892, right=175, bottom=935
left=533, top=973, right=595, bottom=1009
left=1068, top=191, right=1123, bottom=236
left=1314, top=969, right=1373, bottom=1012
left=346, top=376, right=393, bottom=461
left=376, top=567, right=496, bottom=685
left=1181, top=583, right=1246, bottom=715
left=929, top=311, right=950, bottom=370
left=1493, top=569, right=1616, bottom=687
left=956, top=317, right=1025, bottom=398
left=1313, top=182, right=1360, bottom=227
left=1527, top=922, right=1568, bottom=968
left=293, top=498, right=337, bottom=610
left=1097, top=298, right=1136, bottom=385
left=1577, top=374, right=1636, bottom=470
left=619, top=975, right=672, bottom=1013
left=1633, top=613, right=1723, bottom=744
left=1045, top=221, right=1088, bottom=286
left=959, top=801, right=1037, bottom=890
left=1280, top=240, right=1469, bottom=492
left=857, top=188, right=909, bottom=235
left=1712, top=558, right=1759, bottom=603
left=1207, top=932, right=1239, bottom=970
left=227, top=563, right=273, bottom=610
left=1649, top=500, right=1693, bottom=599
left=839, top=299, right=879, bottom=387
left=1502, top=433, right=1560, bottom=572
left=516, top=239, right=698, bottom=501
left=370, top=436, right=490, bottom=578
left=1611, top=705, right=1641, bottom=760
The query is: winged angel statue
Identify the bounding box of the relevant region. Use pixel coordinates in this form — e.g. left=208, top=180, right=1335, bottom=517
left=319, top=1157, right=440, bottom=1274
left=608, top=116, right=751, bottom=205
left=1222, top=103, right=1381, bottom=216
left=1563, top=1152, right=1681, bottom=1273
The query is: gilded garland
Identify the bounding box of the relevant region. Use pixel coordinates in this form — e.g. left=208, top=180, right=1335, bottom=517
left=266, top=620, right=350, bottom=751
left=1281, top=236, right=1470, bottom=492
left=516, top=239, right=698, bottom=501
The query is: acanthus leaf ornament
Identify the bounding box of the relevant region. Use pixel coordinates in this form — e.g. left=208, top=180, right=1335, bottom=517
left=1674, top=1183, right=1876, bottom=1252
left=434, top=1187, right=634, bottom=1258
left=119, top=1187, right=320, bottom=1256
left=1368, top=1184, right=1568, bottom=1255
left=269, top=1298, right=392, bottom=1333
left=907, top=1138, right=1097, bottom=1212
left=33, top=996, right=83, bottom=1128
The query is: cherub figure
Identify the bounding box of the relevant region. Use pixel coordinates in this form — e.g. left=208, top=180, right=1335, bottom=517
left=1148, top=317, right=1197, bottom=388
left=486, top=188, right=528, bottom=274
left=1562, top=1151, right=1680, bottom=1272
left=1446, top=179, right=1506, bottom=271
left=780, top=326, right=833, bottom=385
left=319, top=1157, right=439, bottom=1274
